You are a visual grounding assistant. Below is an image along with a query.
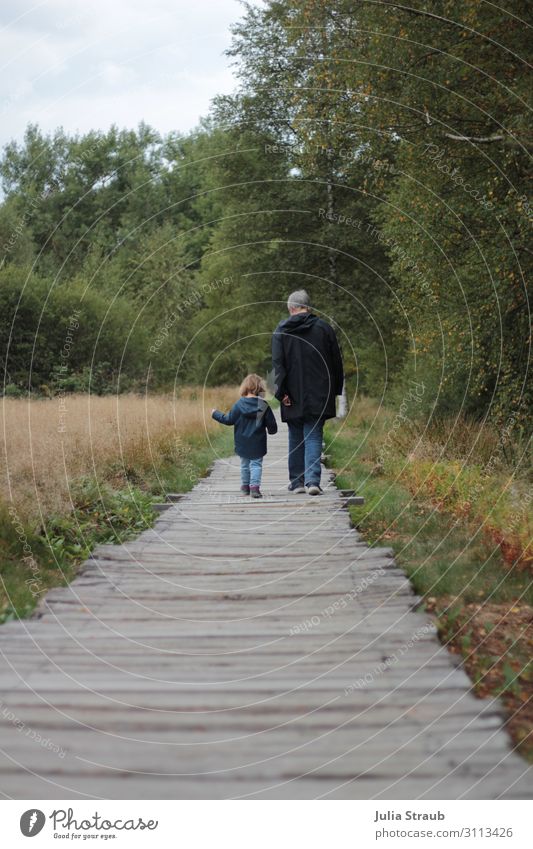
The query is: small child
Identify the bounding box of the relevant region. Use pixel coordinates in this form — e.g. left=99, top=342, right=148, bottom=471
left=211, top=374, right=278, bottom=498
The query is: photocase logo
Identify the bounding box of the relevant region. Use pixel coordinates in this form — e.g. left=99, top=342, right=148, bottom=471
left=20, top=809, right=46, bottom=837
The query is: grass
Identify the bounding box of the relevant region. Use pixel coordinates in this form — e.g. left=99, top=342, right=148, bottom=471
left=326, top=397, right=533, bottom=760
left=1, top=387, right=237, bottom=520
left=0, top=387, right=236, bottom=622
left=0, top=483, right=157, bottom=623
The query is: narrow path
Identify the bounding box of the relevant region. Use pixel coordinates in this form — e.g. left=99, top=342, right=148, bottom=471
left=0, top=419, right=531, bottom=799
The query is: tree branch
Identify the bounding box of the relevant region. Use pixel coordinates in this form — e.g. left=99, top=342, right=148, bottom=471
left=443, top=132, right=533, bottom=150
left=444, top=132, right=505, bottom=143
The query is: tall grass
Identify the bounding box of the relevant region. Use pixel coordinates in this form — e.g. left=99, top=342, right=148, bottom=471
left=1, top=387, right=237, bottom=523
left=0, top=387, right=238, bottom=620
left=335, top=397, right=532, bottom=569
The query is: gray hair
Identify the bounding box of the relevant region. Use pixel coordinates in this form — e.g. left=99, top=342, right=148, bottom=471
left=287, top=289, right=310, bottom=311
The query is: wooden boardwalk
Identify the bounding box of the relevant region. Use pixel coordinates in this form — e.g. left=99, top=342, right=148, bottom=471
left=0, top=420, right=531, bottom=799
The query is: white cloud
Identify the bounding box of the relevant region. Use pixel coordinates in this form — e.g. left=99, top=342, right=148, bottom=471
left=0, top=0, right=242, bottom=146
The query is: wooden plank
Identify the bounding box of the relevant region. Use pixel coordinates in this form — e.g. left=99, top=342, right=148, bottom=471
left=0, top=412, right=530, bottom=800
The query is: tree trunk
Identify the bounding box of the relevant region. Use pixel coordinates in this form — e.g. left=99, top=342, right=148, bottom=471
left=325, top=177, right=348, bottom=419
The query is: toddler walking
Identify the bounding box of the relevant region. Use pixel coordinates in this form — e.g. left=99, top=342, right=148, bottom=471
left=211, top=374, right=277, bottom=498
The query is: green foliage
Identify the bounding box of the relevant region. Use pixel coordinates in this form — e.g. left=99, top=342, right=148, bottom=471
left=221, top=0, right=531, bottom=423
left=47, top=477, right=156, bottom=549
left=0, top=483, right=155, bottom=624
left=0, top=124, right=235, bottom=391
left=0, top=2, right=530, bottom=417
left=0, top=265, right=149, bottom=393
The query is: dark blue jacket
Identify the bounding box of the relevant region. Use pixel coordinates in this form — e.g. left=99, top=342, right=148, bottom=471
left=212, top=397, right=278, bottom=459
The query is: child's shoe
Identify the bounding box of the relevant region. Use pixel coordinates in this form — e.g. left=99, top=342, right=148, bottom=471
left=240, top=485, right=250, bottom=495
left=250, top=486, right=262, bottom=499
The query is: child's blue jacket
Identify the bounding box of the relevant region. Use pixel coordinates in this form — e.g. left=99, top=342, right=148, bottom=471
left=212, top=397, right=277, bottom=459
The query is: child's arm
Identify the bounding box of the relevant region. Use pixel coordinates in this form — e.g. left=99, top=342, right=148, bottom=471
left=265, top=406, right=278, bottom=435
left=211, top=403, right=239, bottom=426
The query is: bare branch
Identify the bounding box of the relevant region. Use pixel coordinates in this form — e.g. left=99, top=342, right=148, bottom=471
left=444, top=132, right=505, bottom=143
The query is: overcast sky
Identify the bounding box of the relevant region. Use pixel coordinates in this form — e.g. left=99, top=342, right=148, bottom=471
left=0, top=0, right=243, bottom=148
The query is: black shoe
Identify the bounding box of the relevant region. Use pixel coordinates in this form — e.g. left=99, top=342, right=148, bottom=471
left=241, top=485, right=250, bottom=495
left=250, top=486, right=263, bottom=499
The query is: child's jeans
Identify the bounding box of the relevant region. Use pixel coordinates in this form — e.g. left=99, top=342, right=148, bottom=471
left=240, top=456, right=263, bottom=488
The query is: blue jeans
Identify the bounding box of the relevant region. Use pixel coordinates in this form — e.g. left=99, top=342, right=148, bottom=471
left=240, top=456, right=263, bottom=488
left=287, top=418, right=324, bottom=487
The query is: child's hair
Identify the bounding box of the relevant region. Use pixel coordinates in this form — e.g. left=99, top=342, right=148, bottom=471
left=239, top=373, right=266, bottom=397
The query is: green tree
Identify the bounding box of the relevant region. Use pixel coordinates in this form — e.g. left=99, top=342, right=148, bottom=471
left=219, top=0, right=531, bottom=422
left=0, top=266, right=148, bottom=393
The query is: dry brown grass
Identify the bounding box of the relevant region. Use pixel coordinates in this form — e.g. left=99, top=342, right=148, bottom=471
left=1, top=387, right=237, bottom=522
left=338, top=394, right=532, bottom=569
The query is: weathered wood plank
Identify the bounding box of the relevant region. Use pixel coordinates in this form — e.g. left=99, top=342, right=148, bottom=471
left=0, top=413, right=531, bottom=799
